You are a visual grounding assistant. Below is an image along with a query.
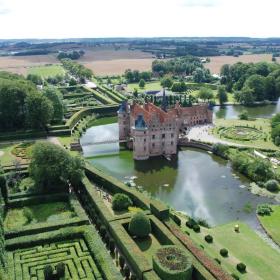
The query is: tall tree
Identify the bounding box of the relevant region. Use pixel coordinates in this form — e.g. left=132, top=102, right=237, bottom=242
left=216, top=86, right=228, bottom=105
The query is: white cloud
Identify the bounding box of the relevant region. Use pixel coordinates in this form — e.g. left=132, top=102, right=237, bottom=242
left=0, top=0, right=279, bottom=39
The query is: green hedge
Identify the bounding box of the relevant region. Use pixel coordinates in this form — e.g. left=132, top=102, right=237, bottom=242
left=97, top=86, right=123, bottom=103
left=0, top=131, right=47, bottom=141
left=143, top=270, right=161, bottom=280
left=102, top=85, right=126, bottom=101
left=66, top=105, right=118, bottom=129
left=150, top=200, right=169, bottom=221
left=86, top=87, right=114, bottom=104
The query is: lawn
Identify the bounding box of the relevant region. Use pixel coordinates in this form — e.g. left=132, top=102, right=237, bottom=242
left=258, top=205, right=280, bottom=246
left=212, top=118, right=279, bottom=150
left=0, top=143, right=17, bottom=166
left=4, top=202, right=75, bottom=230
left=179, top=216, right=280, bottom=279
left=126, top=81, right=161, bottom=93
left=87, top=116, right=118, bottom=127
left=28, top=64, right=65, bottom=78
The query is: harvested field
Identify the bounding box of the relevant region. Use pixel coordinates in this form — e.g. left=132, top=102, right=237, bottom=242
left=205, top=54, right=277, bottom=74
left=79, top=47, right=155, bottom=76
left=0, top=54, right=59, bottom=76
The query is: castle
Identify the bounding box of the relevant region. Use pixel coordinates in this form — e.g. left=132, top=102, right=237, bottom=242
left=118, top=93, right=212, bottom=160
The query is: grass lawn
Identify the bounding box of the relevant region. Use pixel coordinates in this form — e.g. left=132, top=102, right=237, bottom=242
left=133, top=234, right=162, bottom=265
left=28, top=64, right=65, bottom=78
left=179, top=217, right=280, bottom=279
left=258, top=205, right=280, bottom=246
left=212, top=118, right=279, bottom=150
left=4, top=202, right=75, bottom=230
left=0, top=143, right=17, bottom=166
left=126, top=81, right=161, bottom=93
left=87, top=116, right=118, bottom=127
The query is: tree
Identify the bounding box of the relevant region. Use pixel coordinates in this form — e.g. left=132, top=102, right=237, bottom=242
left=128, top=211, right=151, bottom=238
left=27, top=74, right=43, bottom=85
left=43, top=88, right=63, bottom=123
left=29, top=142, right=84, bottom=191
left=25, top=92, right=54, bottom=129
left=160, top=76, right=173, bottom=88
left=244, top=74, right=265, bottom=101
left=112, top=193, right=133, bottom=211
left=235, top=86, right=255, bottom=105
left=216, top=86, right=228, bottom=105
left=198, top=87, right=213, bottom=102
left=139, top=79, right=145, bottom=89
left=239, top=110, right=249, bottom=120
left=171, top=82, right=187, bottom=93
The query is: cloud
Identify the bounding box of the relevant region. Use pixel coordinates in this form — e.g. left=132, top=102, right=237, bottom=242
left=0, top=0, right=10, bottom=15
left=180, top=0, right=221, bottom=7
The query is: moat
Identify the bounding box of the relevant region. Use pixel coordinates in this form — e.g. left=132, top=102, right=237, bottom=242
left=80, top=119, right=276, bottom=228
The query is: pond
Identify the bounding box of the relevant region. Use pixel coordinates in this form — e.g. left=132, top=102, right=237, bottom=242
left=81, top=123, right=275, bottom=228
left=213, top=99, right=280, bottom=119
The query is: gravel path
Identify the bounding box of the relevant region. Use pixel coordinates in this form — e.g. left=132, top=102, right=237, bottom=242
left=47, top=137, right=63, bottom=147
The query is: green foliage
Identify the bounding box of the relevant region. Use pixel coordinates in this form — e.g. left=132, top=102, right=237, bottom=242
left=43, top=264, right=53, bottom=280
left=23, top=207, right=34, bottom=225
left=112, top=193, right=133, bottom=211
left=125, top=70, right=152, bottom=83
left=25, top=91, right=54, bottom=129
left=185, top=218, right=197, bottom=229
left=239, top=110, right=249, bottom=120
left=204, top=235, right=213, bottom=243
left=257, top=204, right=273, bottom=216
left=119, top=255, right=125, bottom=270
left=139, top=79, right=146, bottom=89
left=128, top=211, right=151, bottom=238
left=171, top=82, right=187, bottom=93
left=216, top=86, right=228, bottom=105
left=27, top=74, right=43, bottom=85
left=193, top=224, right=200, bottom=233
left=219, top=248, right=228, bottom=257
left=265, top=179, right=279, bottom=192
left=152, top=246, right=193, bottom=280
left=29, top=142, right=84, bottom=190
left=212, top=143, right=229, bottom=158
left=56, top=262, right=65, bottom=278
left=236, top=262, right=246, bottom=273
left=198, top=87, right=213, bottom=102
left=160, top=76, right=173, bottom=88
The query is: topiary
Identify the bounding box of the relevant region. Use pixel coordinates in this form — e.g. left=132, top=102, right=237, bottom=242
left=193, top=224, right=200, bottom=233
left=204, top=235, right=213, bottom=243
left=152, top=246, right=193, bottom=280
left=257, top=204, right=273, bottom=216
left=231, top=273, right=240, bottom=280
left=186, top=218, right=196, bottom=229
left=44, top=265, right=53, bottom=280
left=129, top=211, right=151, bottom=238
left=264, top=179, right=279, bottom=192
left=56, top=262, right=65, bottom=278
left=112, top=193, right=133, bottom=211
left=220, top=248, right=228, bottom=257
left=236, top=262, right=246, bottom=273
left=214, top=258, right=221, bottom=265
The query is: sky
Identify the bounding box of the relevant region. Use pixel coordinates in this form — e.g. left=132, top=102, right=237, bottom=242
left=0, top=0, right=279, bottom=39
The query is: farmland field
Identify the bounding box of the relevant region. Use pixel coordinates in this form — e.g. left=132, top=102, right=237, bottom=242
left=28, top=65, right=65, bottom=78
left=205, top=54, right=280, bottom=74
left=78, top=47, right=156, bottom=76
left=0, top=54, right=59, bottom=76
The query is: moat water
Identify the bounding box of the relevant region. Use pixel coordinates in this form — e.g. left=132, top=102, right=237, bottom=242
left=81, top=120, right=276, bottom=228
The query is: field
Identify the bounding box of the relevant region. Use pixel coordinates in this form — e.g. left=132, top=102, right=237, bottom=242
left=205, top=54, right=280, bottom=74
left=179, top=216, right=280, bottom=280
left=0, top=54, right=59, bottom=76
left=78, top=47, right=155, bottom=76
left=27, top=65, right=65, bottom=78
left=258, top=205, right=280, bottom=246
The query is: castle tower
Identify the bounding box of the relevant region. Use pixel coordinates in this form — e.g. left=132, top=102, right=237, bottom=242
left=118, top=101, right=130, bottom=141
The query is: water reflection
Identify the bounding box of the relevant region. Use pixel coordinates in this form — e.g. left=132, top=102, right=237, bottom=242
left=213, top=99, right=280, bottom=119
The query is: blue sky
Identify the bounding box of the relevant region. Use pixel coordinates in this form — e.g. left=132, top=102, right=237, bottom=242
left=0, top=0, right=279, bottom=39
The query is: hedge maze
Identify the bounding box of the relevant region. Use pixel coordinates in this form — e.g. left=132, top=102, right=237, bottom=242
left=9, top=238, right=101, bottom=280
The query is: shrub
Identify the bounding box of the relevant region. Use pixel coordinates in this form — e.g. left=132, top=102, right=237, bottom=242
left=239, top=110, right=249, bottom=120
left=193, top=224, right=200, bottom=233
left=197, top=218, right=210, bottom=228
left=214, top=258, right=221, bottom=264
left=204, top=235, right=213, bottom=243
left=186, top=218, right=197, bottom=229
left=130, top=274, right=137, bottom=280
left=220, top=248, right=228, bottom=257
left=119, top=255, right=125, bottom=270
left=264, top=179, right=279, bottom=192
left=23, top=207, right=33, bottom=224
left=56, top=262, right=65, bottom=278
left=152, top=246, right=193, bottom=280
left=128, top=211, right=151, bottom=238
left=100, top=226, right=106, bottom=238
left=43, top=265, right=53, bottom=280
left=112, top=193, right=133, bottom=211
left=236, top=262, right=246, bottom=273
left=212, top=143, right=229, bottom=158
left=109, top=239, right=115, bottom=254
left=124, top=265, right=130, bottom=278
left=257, top=204, right=273, bottom=216
left=231, top=273, right=240, bottom=280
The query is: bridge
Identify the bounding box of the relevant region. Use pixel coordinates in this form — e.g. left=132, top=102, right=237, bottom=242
left=82, top=139, right=129, bottom=146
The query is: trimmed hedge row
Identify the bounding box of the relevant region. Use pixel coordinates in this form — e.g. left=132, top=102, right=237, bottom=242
left=102, top=85, right=126, bottom=100
left=0, top=130, right=47, bottom=141
left=66, top=105, right=118, bottom=129
left=150, top=200, right=169, bottom=221
left=86, top=87, right=114, bottom=104
left=97, top=86, right=123, bottom=103
left=85, top=164, right=150, bottom=210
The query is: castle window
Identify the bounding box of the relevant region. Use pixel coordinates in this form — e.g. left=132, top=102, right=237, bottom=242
left=152, top=135, right=155, bottom=139
left=171, top=141, right=174, bottom=145
left=162, top=134, right=165, bottom=139
left=171, top=134, right=174, bottom=138
left=152, top=143, right=155, bottom=148
left=144, top=139, right=146, bottom=142
left=162, top=142, right=165, bottom=146
left=144, top=146, right=146, bottom=151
